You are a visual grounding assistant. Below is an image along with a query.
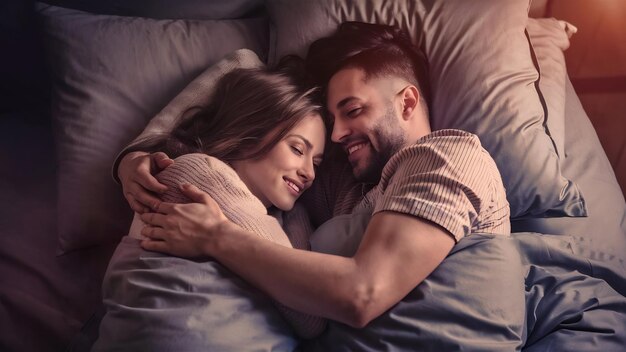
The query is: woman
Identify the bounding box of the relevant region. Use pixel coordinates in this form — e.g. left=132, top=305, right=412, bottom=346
left=93, top=67, right=327, bottom=352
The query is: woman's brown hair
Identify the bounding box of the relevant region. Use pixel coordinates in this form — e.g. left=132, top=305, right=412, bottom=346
left=136, top=65, right=322, bottom=162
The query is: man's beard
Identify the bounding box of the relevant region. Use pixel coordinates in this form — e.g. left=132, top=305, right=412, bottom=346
left=352, top=105, right=406, bottom=183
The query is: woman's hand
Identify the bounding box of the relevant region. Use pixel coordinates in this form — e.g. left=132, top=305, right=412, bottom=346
left=118, top=151, right=174, bottom=213
left=140, top=184, right=233, bottom=258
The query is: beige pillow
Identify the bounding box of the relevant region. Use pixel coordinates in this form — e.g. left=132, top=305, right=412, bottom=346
left=265, top=0, right=586, bottom=218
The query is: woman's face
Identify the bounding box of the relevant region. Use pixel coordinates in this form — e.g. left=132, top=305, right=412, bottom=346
left=233, top=113, right=326, bottom=211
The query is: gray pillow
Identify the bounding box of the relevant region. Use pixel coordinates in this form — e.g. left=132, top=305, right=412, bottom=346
left=512, top=78, right=626, bottom=256
left=265, top=0, right=586, bottom=219
left=512, top=19, right=626, bottom=257
left=37, top=3, right=268, bottom=253
left=41, top=0, right=264, bottom=20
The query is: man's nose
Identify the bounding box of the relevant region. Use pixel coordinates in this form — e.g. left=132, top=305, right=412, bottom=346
left=331, top=118, right=350, bottom=143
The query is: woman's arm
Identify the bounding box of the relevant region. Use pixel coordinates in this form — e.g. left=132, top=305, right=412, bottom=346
left=141, top=185, right=454, bottom=328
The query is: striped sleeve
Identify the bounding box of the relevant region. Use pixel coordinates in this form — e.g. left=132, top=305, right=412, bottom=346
left=373, top=130, right=510, bottom=242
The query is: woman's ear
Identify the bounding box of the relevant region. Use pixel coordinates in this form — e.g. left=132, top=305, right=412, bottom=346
left=400, top=85, right=420, bottom=121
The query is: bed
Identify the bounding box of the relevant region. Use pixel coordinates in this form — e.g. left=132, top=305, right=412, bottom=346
left=1, top=0, right=624, bottom=351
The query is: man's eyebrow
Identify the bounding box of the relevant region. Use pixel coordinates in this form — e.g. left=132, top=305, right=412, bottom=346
left=327, top=97, right=358, bottom=120
left=336, top=96, right=359, bottom=109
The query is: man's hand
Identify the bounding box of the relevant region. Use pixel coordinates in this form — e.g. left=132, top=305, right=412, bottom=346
left=140, top=184, right=233, bottom=258
left=118, top=151, right=174, bottom=213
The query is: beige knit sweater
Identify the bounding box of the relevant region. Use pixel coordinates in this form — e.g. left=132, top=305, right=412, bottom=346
left=130, top=153, right=325, bottom=339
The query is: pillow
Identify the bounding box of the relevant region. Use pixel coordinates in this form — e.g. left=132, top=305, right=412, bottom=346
left=41, top=0, right=264, bottom=20
left=512, top=78, right=626, bottom=257
left=37, top=3, right=268, bottom=253
left=529, top=0, right=549, bottom=18
left=527, top=17, right=576, bottom=159
left=113, top=49, right=264, bottom=171
left=264, top=0, right=587, bottom=219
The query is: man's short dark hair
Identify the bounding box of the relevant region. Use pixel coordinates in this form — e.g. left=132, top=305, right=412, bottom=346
left=306, top=22, right=430, bottom=111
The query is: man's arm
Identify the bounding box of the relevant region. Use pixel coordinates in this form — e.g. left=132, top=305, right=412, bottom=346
left=141, top=186, right=454, bottom=328
left=118, top=151, right=173, bottom=213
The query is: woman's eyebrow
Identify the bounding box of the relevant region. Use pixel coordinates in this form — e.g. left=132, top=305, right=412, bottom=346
left=287, top=134, right=313, bottom=149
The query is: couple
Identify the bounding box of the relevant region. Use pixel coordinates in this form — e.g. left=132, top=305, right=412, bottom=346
left=104, top=22, right=511, bottom=350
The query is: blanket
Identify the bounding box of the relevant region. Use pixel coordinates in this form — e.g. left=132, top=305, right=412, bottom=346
left=82, top=224, right=625, bottom=352
left=93, top=154, right=324, bottom=352
left=93, top=236, right=299, bottom=352
left=307, top=213, right=626, bottom=351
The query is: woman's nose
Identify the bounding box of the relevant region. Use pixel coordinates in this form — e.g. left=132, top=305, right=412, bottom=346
left=298, top=158, right=315, bottom=182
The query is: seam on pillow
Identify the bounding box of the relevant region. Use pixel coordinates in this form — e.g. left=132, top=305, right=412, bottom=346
left=525, top=28, right=560, bottom=159
left=266, top=4, right=278, bottom=65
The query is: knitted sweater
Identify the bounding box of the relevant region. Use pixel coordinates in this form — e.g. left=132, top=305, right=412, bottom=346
left=144, top=153, right=325, bottom=338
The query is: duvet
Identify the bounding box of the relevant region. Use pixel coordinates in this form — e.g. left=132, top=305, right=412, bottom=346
left=309, top=213, right=626, bottom=351
left=93, top=213, right=626, bottom=352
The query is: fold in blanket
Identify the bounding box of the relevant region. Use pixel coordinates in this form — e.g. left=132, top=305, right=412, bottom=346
left=308, top=222, right=626, bottom=351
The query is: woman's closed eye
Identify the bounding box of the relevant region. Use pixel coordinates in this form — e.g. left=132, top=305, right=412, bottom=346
left=291, top=146, right=304, bottom=156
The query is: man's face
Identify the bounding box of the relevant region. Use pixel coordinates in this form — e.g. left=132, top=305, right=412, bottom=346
left=326, top=67, right=407, bottom=183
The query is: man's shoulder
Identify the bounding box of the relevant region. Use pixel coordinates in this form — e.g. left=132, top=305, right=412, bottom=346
left=415, top=129, right=482, bottom=150
left=379, top=129, right=498, bottom=189
left=388, top=129, right=485, bottom=168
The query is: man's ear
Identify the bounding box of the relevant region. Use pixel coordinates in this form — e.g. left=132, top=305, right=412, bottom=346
left=400, top=85, right=420, bottom=121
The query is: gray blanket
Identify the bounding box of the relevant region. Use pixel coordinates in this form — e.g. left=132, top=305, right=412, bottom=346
left=92, top=236, right=298, bottom=352
left=93, top=224, right=625, bottom=351
left=307, top=220, right=626, bottom=351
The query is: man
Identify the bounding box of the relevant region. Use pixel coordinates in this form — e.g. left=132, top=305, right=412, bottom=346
left=118, top=22, right=514, bottom=348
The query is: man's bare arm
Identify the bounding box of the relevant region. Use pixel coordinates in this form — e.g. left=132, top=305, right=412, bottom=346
left=118, top=151, right=173, bottom=213
left=141, top=186, right=454, bottom=327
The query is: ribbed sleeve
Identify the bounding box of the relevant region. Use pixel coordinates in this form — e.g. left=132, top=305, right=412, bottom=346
left=156, top=153, right=291, bottom=247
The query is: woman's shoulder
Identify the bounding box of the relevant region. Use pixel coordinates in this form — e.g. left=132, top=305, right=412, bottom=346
left=155, top=153, right=242, bottom=193
left=172, top=153, right=226, bottom=169
left=156, top=153, right=253, bottom=205
left=166, top=153, right=237, bottom=179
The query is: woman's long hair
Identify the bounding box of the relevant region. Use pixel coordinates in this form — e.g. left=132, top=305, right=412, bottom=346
left=136, top=65, right=321, bottom=162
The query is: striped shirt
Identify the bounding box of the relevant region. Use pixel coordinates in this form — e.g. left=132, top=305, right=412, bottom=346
left=303, top=129, right=510, bottom=241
